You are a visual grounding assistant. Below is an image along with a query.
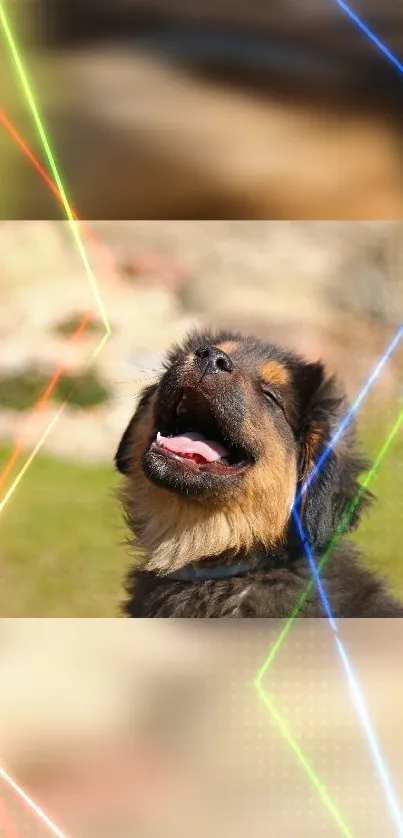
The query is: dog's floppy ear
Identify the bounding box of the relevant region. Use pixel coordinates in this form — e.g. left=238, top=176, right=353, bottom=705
left=294, top=361, right=373, bottom=549
left=115, top=416, right=137, bottom=475
left=115, top=384, right=157, bottom=475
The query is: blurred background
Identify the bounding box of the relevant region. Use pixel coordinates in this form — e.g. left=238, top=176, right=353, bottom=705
left=1, top=0, right=403, bottom=218
left=0, top=619, right=402, bottom=838
left=1, top=7, right=403, bottom=835
left=0, top=219, right=402, bottom=616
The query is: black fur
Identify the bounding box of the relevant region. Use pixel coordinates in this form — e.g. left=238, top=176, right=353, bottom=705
left=124, top=545, right=403, bottom=618
left=116, top=330, right=403, bottom=618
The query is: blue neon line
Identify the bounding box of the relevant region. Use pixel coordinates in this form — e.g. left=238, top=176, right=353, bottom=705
left=292, top=509, right=403, bottom=835
left=294, top=0, right=403, bottom=507
left=334, top=0, right=403, bottom=74
left=292, top=509, right=337, bottom=629
left=296, top=323, right=403, bottom=504
left=271, top=3, right=403, bottom=834
left=334, top=637, right=403, bottom=837
left=311, top=5, right=403, bottom=826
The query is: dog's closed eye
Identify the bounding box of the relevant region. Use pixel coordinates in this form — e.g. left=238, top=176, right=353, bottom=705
left=260, top=383, right=284, bottom=411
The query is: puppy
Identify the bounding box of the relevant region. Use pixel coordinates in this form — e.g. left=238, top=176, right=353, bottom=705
left=115, top=329, right=403, bottom=617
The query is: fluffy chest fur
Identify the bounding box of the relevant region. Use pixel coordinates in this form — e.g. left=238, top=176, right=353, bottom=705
left=116, top=328, right=403, bottom=619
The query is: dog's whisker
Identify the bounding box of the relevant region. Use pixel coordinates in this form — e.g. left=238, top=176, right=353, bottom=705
left=113, top=370, right=163, bottom=383
left=114, top=376, right=160, bottom=386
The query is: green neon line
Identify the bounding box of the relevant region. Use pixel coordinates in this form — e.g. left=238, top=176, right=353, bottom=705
left=91, top=329, right=111, bottom=361
left=254, top=411, right=402, bottom=838
left=256, top=407, right=403, bottom=684
left=255, top=686, right=354, bottom=838
left=255, top=406, right=403, bottom=686
left=0, top=10, right=396, bottom=836
left=0, top=1, right=111, bottom=337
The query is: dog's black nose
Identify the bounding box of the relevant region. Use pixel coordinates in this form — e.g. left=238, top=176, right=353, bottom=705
left=195, top=345, right=234, bottom=373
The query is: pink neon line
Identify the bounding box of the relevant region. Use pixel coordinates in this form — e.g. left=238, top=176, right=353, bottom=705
left=0, top=766, right=68, bottom=838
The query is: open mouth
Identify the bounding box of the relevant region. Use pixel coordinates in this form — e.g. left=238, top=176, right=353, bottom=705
left=149, top=387, right=250, bottom=476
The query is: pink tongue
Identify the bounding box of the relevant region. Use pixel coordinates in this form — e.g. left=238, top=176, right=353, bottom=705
left=158, top=431, right=229, bottom=462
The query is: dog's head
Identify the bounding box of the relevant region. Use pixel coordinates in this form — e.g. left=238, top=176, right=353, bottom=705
left=116, top=329, right=372, bottom=572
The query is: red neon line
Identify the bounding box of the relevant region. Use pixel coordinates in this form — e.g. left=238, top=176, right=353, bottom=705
left=35, top=313, right=91, bottom=412
left=0, top=312, right=92, bottom=492
left=0, top=445, right=23, bottom=493
left=0, top=109, right=65, bottom=207
left=0, top=108, right=118, bottom=494
left=0, top=109, right=116, bottom=273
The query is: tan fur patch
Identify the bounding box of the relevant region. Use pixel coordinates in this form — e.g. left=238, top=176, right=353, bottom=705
left=302, top=421, right=323, bottom=483
left=121, top=398, right=297, bottom=574
left=216, top=341, right=238, bottom=355
left=260, top=360, right=290, bottom=388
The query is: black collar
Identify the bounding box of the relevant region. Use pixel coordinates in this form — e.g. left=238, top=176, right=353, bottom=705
left=166, top=561, right=257, bottom=582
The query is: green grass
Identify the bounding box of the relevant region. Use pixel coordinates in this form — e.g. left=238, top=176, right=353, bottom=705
left=52, top=369, right=111, bottom=409
left=0, top=407, right=401, bottom=616
left=0, top=368, right=111, bottom=411
left=0, top=445, right=130, bottom=616
left=352, top=409, right=403, bottom=598
left=54, top=313, right=104, bottom=338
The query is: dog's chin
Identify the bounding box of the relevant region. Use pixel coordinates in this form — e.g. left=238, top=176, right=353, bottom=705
left=142, top=441, right=251, bottom=499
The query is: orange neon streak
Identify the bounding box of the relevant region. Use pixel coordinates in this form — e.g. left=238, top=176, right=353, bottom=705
left=0, top=312, right=91, bottom=492
left=0, top=108, right=116, bottom=272
left=0, top=108, right=118, bottom=494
